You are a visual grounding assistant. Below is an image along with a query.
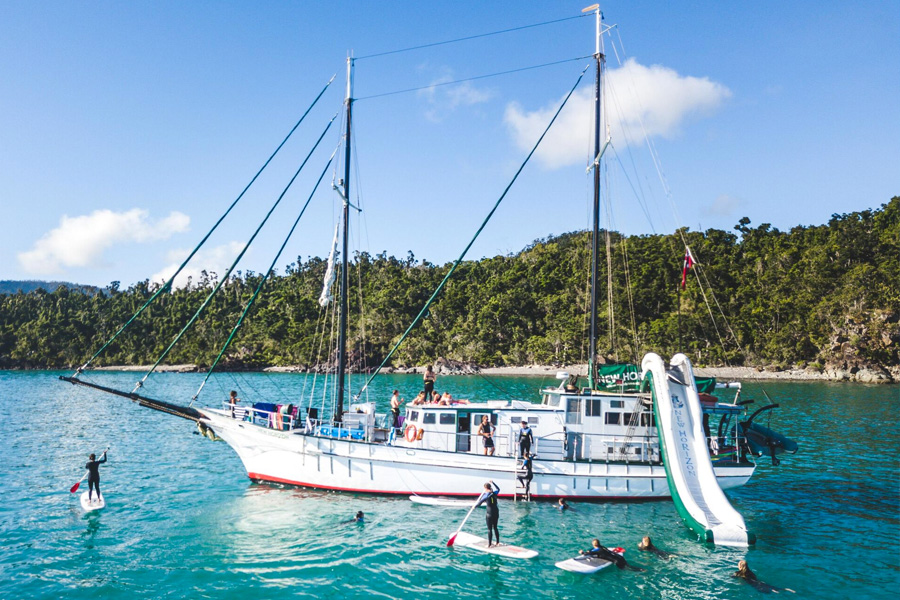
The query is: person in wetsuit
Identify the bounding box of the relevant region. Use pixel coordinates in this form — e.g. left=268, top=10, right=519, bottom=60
left=580, top=539, right=643, bottom=571
left=638, top=535, right=673, bottom=559
left=476, top=480, right=501, bottom=547
left=517, top=451, right=533, bottom=498
left=732, top=560, right=793, bottom=594
left=517, top=421, right=533, bottom=457
left=85, top=450, right=107, bottom=503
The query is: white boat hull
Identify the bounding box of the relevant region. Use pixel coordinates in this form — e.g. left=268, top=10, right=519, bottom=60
left=199, top=409, right=753, bottom=499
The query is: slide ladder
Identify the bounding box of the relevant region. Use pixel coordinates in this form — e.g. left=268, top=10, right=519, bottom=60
left=642, top=352, right=755, bottom=547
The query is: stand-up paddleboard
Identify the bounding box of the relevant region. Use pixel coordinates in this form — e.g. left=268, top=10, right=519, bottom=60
left=556, top=548, right=625, bottom=573
left=410, top=495, right=482, bottom=508
left=80, top=491, right=105, bottom=512
left=451, top=531, right=538, bottom=559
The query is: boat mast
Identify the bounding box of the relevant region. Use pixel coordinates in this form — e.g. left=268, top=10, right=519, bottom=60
left=336, top=55, right=354, bottom=423
left=587, top=4, right=604, bottom=389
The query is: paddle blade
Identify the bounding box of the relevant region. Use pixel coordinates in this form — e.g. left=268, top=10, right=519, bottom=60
left=447, top=534, right=457, bottom=547
left=69, top=481, right=80, bottom=493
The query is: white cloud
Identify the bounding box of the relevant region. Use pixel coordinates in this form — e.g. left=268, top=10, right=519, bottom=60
left=704, top=194, right=743, bottom=217
left=418, top=70, right=494, bottom=121
left=150, top=241, right=245, bottom=289
left=505, top=58, right=732, bottom=168
left=18, top=208, right=190, bottom=274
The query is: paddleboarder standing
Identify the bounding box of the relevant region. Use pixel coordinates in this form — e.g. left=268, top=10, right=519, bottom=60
left=85, top=450, right=107, bottom=503
left=475, top=480, right=501, bottom=547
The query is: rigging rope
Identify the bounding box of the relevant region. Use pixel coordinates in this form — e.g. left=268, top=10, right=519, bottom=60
left=353, top=64, right=591, bottom=399
left=356, top=14, right=588, bottom=60
left=71, top=75, right=336, bottom=377
left=356, top=56, right=593, bottom=101
left=134, top=114, right=338, bottom=392
left=190, top=146, right=339, bottom=404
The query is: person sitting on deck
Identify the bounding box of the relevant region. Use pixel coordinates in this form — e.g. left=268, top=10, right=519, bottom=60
left=432, top=391, right=442, bottom=404
left=412, top=392, right=426, bottom=406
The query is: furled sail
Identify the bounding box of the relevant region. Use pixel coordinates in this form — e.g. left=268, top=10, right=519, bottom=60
left=318, top=219, right=340, bottom=307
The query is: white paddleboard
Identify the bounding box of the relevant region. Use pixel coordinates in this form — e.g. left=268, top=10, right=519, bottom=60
left=452, top=531, right=538, bottom=559
left=555, top=547, right=624, bottom=573
left=410, top=495, right=482, bottom=508
left=80, top=491, right=105, bottom=511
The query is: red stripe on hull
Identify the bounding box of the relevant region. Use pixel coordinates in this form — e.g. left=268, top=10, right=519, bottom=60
left=246, top=472, right=664, bottom=501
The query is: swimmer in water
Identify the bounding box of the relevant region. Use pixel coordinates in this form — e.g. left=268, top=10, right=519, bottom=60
left=343, top=511, right=365, bottom=524
left=557, top=498, right=573, bottom=511
left=638, top=535, right=673, bottom=559
left=732, top=560, right=794, bottom=594
left=579, top=539, right=644, bottom=572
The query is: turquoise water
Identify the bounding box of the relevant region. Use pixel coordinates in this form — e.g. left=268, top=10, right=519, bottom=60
left=0, top=370, right=897, bottom=599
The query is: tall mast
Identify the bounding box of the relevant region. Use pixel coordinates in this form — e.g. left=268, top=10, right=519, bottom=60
left=336, top=55, right=354, bottom=423
left=587, top=5, right=604, bottom=389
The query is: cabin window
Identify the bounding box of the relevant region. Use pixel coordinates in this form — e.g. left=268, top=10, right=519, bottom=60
left=423, top=413, right=436, bottom=425
left=605, top=412, right=620, bottom=425
left=566, top=399, right=582, bottom=424
left=527, top=417, right=539, bottom=425
left=409, top=410, right=419, bottom=422
left=439, top=413, right=455, bottom=425
left=586, top=399, right=603, bottom=416
left=640, top=413, right=655, bottom=427
left=610, top=400, right=624, bottom=408
left=544, top=394, right=560, bottom=407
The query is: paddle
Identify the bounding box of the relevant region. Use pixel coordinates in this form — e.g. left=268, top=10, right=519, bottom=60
left=69, top=472, right=87, bottom=494
left=447, top=493, right=484, bottom=546
left=70, top=447, right=108, bottom=493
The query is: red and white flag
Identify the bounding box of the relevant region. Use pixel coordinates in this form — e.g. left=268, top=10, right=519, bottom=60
left=681, top=246, right=695, bottom=290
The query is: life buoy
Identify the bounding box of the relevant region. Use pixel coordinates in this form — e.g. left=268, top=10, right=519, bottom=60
left=405, top=425, right=418, bottom=443
left=417, top=428, right=424, bottom=441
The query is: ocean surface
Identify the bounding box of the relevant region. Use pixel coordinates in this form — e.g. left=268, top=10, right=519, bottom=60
left=0, top=370, right=897, bottom=599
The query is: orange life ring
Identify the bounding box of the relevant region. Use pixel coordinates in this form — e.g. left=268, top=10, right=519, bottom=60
left=405, top=424, right=418, bottom=443
left=417, top=428, right=425, bottom=441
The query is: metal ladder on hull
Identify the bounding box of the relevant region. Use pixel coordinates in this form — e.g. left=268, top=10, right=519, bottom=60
left=514, top=455, right=532, bottom=502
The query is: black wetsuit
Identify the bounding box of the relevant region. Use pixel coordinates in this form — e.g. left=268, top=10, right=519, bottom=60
left=423, top=374, right=435, bottom=397
left=586, top=546, right=641, bottom=571
left=477, top=482, right=500, bottom=545
left=479, top=423, right=494, bottom=450
left=517, top=455, right=533, bottom=495
left=639, top=543, right=671, bottom=559
left=518, top=426, right=533, bottom=456
left=85, top=454, right=107, bottom=500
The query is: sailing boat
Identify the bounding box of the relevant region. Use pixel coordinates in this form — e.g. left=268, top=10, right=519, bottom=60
left=61, top=8, right=793, bottom=527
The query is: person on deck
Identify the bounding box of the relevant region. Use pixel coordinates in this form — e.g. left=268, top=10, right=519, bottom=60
left=478, top=415, right=495, bottom=456
left=475, top=480, right=501, bottom=547
left=517, top=451, right=533, bottom=498
left=390, top=390, right=403, bottom=429
left=85, top=450, right=107, bottom=503
left=412, top=392, right=426, bottom=406
left=517, top=420, right=533, bottom=457
left=423, top=365, right=436, bottom=397
left=228, top=390, right=240, bottom=418
left=638, top=535, right=672, bottom=559
left=580, top=539, right=643, bottom=571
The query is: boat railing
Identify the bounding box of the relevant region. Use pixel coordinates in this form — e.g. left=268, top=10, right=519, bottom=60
left=222, top=402, right=297, bottom=431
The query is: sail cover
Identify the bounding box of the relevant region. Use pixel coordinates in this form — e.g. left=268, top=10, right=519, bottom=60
left=318, top=219, right=340, bottom=307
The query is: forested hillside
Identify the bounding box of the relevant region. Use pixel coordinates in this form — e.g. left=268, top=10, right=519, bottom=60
left=1, top=198, right=897, bottom=380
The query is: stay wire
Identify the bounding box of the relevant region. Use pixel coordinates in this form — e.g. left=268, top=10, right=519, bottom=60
left=356, top=14, right=588, bottom=60
left=354, top=64, right=591, bottom=399
left=72, top=75, right=336, bottom=376
left=356, top=56, right=593, bottom=102
left=136, top=113, right=338, bottom=392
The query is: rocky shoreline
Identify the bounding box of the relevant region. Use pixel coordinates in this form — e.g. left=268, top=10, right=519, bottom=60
left=83, top=359, right=897, bottom=384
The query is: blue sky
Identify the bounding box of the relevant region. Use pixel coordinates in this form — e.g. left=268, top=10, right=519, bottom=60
left=1, top=1, right=897, bottom=288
